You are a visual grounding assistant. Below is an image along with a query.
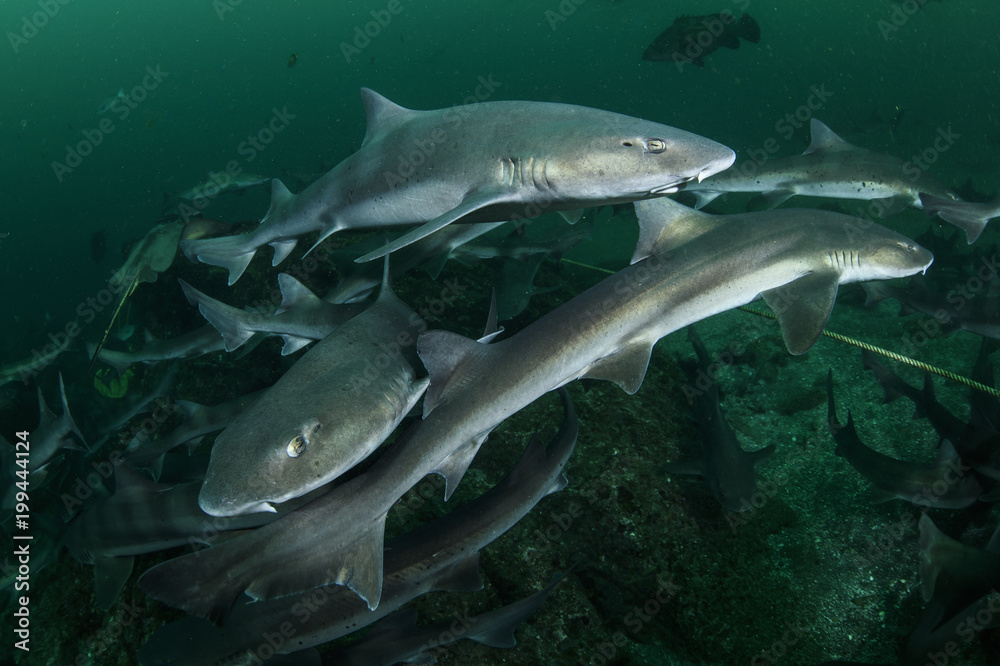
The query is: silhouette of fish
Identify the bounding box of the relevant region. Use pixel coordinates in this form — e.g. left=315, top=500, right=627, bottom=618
left=643, top=12, right=760, bottom=67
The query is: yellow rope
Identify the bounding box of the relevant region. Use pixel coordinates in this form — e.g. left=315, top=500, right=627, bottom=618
left=558, top=257, right=1000, bottom=399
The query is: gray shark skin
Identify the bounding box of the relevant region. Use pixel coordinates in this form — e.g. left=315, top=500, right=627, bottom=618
left=89, top=325, right=225, bottom=375
left=30, top=373, right=86, bottom=473
left=660, top=327, right=774, bottom=512
left=197, top=269, right=430, bottom=516
left=138, top=197, right=930, bottom=621
left=917, top=513, right=1000, bottom=603
left=180, top=87, right=735, bottom=283
left=684, top=119, right=989, bottom=242
left=137, top=389, right=576, bottom=663
left=179, top=275, right=369, bottom=354
left=826, top=371, right=983, bottom=508
left=327, top=569, right=569, bottom=666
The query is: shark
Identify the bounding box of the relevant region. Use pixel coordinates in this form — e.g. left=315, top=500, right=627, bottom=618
left=29, top=373, right=87, bottom=473
left=196, top=264, right=430, bottom=516
left=65, top=465, right=322, bottom=611
left=179, top=274, right=369, bottom=354
left=137, top=389, right=576, bottom=664
left=0, top=332, right=72, bottom=387
left=683, top=118, right=992, bottom=242
left=180, top=87, right=735, bottom=284
left=826, top=370, right=983, bottom=508
left=326, top=570, right=569, bottom=666
left=89, top=325, right=225, bottom=375
left=660, top=326, right=775, bottom=512
left=137, top=197, right=931, bottom=620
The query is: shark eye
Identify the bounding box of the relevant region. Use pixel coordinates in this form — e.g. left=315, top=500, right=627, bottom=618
left=287, top=434, right=307, bottom=458
left=645, top=138, right=667, bottom=154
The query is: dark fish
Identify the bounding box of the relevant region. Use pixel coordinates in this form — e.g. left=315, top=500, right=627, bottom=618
left=287, top=53, right=298, bottom=67
left=642, top=12, right=760, bottom=66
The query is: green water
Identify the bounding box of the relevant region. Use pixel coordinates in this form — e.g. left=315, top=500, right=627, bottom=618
left=2, top=0, right=999, bottom=664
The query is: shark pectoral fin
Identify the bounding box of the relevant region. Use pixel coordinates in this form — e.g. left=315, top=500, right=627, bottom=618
left=763, top=189, right=795, bottom=209
left=633, top=198, right=719, bottom=262
left=558, top=208, right=585, bottom=224
left=418, top=330, right=487, bottom=416
left=94, top=555, right=134, bottom=611
left=582, top=341, right=654, bottom=394
left=279, top=335, right=313, bottom=355
left=269, top=239, right=298, bottom=265
left=690, top=190, right=721, bottom=210
left=762, top=272, right=839, bottom=355
left=867, top=485, right=900, bottom=505
left=355, top=191, right=511, bottom=263
left=432, top=552, right=484, bottom=593
left=434, top=433, right=490, bottom=501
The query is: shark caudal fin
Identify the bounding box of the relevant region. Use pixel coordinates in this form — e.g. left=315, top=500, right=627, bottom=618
left=178, top=279, right=255, bottom=351
left=919, top=193, right=999, bottom=244
left=179, top=234, right=257, bottom=286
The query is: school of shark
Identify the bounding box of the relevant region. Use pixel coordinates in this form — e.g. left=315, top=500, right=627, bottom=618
left=5, top=23, right=1000, bottom=666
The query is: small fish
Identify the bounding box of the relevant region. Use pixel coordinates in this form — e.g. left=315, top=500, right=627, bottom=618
left=642, top=12, right=761, bottom=66
left=97, top=88, right=126, bottom=114
left=287, top=52, right=298, bottom=67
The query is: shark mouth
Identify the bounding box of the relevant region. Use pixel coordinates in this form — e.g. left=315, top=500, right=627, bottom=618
left=649, top=172, right=706, bottom=196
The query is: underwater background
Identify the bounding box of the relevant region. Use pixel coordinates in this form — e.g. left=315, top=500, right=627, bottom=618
left=1, top=0, right=999, bottom=664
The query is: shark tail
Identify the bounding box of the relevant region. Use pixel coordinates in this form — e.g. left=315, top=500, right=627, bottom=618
left=917, top=513, right=947, bottom=602
left=178, top=279, right=255, bottom=352
left=179, top=234, right=258, bottom=286
left=57, top=373, right=88, bottom=451
left=919, top=193, right=999, bottom=244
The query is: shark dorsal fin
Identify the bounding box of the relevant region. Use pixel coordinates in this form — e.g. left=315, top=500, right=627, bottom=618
left=418, top=330, right=487, bottom=416
left=632, top=197, right=722, bottom=262
left=261, top=179, right=294, bottom=225
left=274, top=273, right=322, bottom=315
left=360, top=88, right=412, bottom=146
left=803, top=119, right=857, bottom=155
left=762, top=271, right=840, bottom=355
left=582, top=340, right=654, bottom=394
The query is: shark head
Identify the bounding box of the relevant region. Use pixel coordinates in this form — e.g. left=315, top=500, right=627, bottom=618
left=842, top=229, right=934, bottom=283
left=198, top=417, right=331, bottom=517
left=535, top=109, right=735, bottom=205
